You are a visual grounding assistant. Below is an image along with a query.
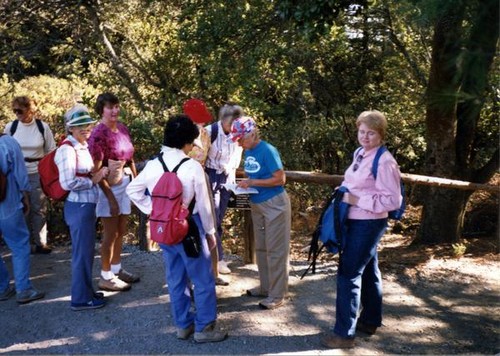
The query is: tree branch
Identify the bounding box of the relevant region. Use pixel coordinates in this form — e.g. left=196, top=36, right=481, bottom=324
left=83, top=2, right=147, bottom=112
left=381, top=3, right=427, bottom=87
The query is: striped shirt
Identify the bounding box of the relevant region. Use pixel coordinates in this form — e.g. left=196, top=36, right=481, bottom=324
left=54, top=135, right=98, bottom=203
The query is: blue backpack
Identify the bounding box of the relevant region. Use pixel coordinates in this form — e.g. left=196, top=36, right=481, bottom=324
left=371, top=146, right=406, bottom=220
left=301, top=186, right=350, bottom=278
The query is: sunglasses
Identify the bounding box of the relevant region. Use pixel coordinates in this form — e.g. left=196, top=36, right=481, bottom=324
left=353, top=153, right=364, bottom=172
left=72, top=124, right=93, bottom=130
left=13, top=108, right=25, bottom=115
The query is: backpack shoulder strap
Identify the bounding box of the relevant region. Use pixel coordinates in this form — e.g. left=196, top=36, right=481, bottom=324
left=157, top=152, right=169, bottom=172
left=173, top=157, right=190, bottom=173
left=35, top=119, right=45, bottom=136
left=9, top=119, right=45, bottom=145
left=371, top=146, right=388, bottom=179
left=210, top=122, right=218, bottom=143
left=10, top=120, right=19, bottom=136
left=354, top=146, right=363, bottom=158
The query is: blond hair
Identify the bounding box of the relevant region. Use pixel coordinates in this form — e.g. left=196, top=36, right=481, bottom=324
left=356, top=110, right=387, bottom=140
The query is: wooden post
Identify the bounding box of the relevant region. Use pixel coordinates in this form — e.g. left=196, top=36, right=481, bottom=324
left=242, top=210, right=255, bottom=264
left=138, top=210, right=148, bottom=251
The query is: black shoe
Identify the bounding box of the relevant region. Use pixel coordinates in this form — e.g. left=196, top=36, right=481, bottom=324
left=32, top=245, right=52, bottom=254
left=93, top=291, right=105, bottom=300
left=356, top=320, right=378, bottom=335
left=215, top=277, right=229, bottom=286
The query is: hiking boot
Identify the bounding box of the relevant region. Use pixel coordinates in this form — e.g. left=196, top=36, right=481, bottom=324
left=71, top=298, right=106, bottom=311
left=218, top=260, right=231, bottom=274
left=176, top=324, right=195, bottom=340
left=16, top=288, right=45, bottom=304
left=356, top=320, right=378, bottom=335
left=32, top=245, right=52, bottom=254
left=320, top=333, right=355, bottom=349
left=246, top=287, right=268, bottom=298
left=194, top=322, right=228, bottom=343
left=0, top=285, right=15, bottom=301
left=258, top=297, right=285, bottom=310
left=98, top=277, right=131, bottom=292
left=117, top=269, right=140, bottom=283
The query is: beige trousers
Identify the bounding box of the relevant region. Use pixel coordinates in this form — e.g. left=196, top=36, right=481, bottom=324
left=250, top=191, right=291, bottom=299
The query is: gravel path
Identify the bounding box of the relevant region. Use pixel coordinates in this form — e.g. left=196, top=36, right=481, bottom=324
left=0, top=237, right=498, bottom=355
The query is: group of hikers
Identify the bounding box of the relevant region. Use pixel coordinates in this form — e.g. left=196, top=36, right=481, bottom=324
left=0, top=94, right=402, bottom=348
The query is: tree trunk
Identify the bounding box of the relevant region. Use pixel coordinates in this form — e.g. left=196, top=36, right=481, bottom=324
left=418, top=188, right=473, bottom=244
left=416, top=0, right=499, bottom=244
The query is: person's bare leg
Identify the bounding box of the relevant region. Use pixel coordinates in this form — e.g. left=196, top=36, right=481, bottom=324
left=100, top=216, right=120, bottom=272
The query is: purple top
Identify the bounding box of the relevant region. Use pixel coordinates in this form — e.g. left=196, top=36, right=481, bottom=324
left=88, top=122, right=135, bottom=165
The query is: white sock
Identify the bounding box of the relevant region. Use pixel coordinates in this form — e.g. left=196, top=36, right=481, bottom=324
left=101, top=270, right=115, bottom=280
left=110, top=263, right=122, bottom=274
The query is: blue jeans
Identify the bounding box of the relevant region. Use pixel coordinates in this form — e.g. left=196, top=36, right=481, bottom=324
left=160, top=214, right=217, bottom=332
left=333, top=218, right=387, bottom=338
left=64, top=201, right=97, bottom=304
left=0, top=208, right=32, bottom=292
left=205, top=168, right=230, bottom=261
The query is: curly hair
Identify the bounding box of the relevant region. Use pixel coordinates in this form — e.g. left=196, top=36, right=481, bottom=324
left=163, top=114, right=200, bottom=149
left=12, top=96, right=35, bottom=111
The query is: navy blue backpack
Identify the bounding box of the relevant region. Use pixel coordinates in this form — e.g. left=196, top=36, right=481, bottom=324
left=301, top=186, right=350, bottom=279
left=372, top=146, right=406, bottom=220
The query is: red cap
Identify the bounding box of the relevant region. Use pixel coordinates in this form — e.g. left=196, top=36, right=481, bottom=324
left=183, top=99, right=213, bottom=124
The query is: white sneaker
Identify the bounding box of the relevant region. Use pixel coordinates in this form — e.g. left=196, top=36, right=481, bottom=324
left=218, top=260, right=231, bottom=274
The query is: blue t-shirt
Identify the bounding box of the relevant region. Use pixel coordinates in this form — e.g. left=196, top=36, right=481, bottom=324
left=244, top=140, right=285, bottom=204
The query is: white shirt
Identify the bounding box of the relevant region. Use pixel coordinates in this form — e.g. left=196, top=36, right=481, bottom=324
left=4, top=119, right=56, bottom=174
left=126, top=146, right=216, bottom=235
left=205, top=121, right=243, bottom=183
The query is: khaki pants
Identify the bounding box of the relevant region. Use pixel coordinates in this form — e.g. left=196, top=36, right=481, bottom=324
left=250, top=191, right=291, bottom=299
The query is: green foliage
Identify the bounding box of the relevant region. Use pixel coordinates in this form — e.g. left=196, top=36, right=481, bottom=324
left=452, top=242, right=467, bottom=258
left=0, top=0, right=497, bottom=245
left=0, top=75, right=99, bottom=138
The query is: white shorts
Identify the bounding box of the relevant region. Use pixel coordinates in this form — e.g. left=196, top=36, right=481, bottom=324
left=96, top=175, right=132, bottom=217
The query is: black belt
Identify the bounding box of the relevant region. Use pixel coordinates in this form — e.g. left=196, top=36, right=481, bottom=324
left=25, top=157, right=42, bottom=162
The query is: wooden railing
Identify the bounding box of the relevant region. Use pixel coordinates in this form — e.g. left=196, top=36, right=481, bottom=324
left=137, top=170, right=499, bottom=261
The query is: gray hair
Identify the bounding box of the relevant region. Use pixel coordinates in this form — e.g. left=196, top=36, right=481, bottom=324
left=218, top=103, right=244, bottom=124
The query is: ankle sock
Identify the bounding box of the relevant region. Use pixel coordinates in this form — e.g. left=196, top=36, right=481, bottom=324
left=101, top=270, right=115, bottom=280
left=110, top=263, right=122, bottom=274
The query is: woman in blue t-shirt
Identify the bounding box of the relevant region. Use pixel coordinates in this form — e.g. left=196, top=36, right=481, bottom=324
left=230, top=117, right=291, bottom=310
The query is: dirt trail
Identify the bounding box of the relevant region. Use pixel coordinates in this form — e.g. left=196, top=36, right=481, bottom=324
left=0, top=235, right=498, bottom=355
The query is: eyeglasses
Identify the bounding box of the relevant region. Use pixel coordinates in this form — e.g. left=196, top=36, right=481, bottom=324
left=13, top=108, right=24, bottom=115
left=353, top=153, right=364, bottom=172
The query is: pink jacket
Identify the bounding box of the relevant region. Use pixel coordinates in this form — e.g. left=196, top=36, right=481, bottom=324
left=342, top=146, right=402, bottom=220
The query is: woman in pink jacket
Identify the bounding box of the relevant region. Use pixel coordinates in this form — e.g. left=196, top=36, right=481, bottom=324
left=321, top=110, right=403, bottom=349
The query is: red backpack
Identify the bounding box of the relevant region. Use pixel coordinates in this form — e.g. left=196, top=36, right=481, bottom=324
left=149, top=154, right=191, bottom=245
left=38, top=140, right=77, bottom=201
